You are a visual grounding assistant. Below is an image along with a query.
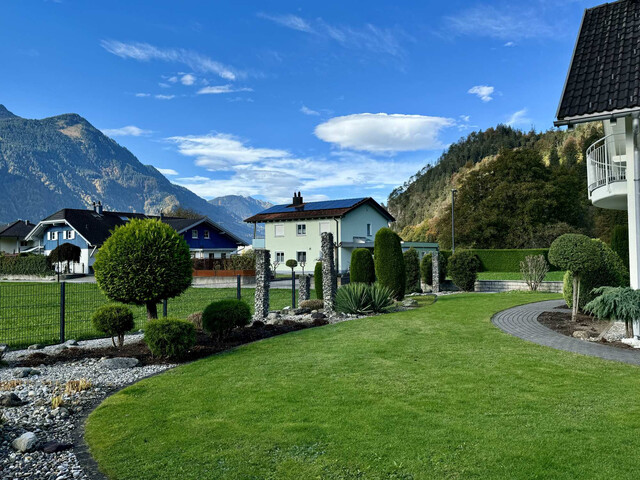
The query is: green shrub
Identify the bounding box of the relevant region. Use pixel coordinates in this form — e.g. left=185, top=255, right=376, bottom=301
left=448, top=250, right=480, bottom=291
left=584, top=287, right=639, bottom=338
left=285, top=259, right=298, bottom=269
left=350, top=248, right=375, bottom=284
left=420, top=252, right=447, bottom=286
left=440, top=249, right=551, bottom=272
left=202, top=299, right=252, bottom=340
left=91, top=304, right=134, bottom=348
left=0, top=254, right=53, bottom=276
left=374, top=228, right=406, bottom=300
left=611, top=225, right=629, bottom=270
left=314, top=262, right=323, bottom=299
left=300, top=299, right=324, bottom=310
left=144, top=318, right=196, bottom=358
left=403, top=248, right=421, bottom=293
left=94, top=219, right=192, bottom=319
left=563, top=239, right=628, bottom=311
left=49, top=242, right=81, bottom=272
left=335, top=283, right=394, bottom=315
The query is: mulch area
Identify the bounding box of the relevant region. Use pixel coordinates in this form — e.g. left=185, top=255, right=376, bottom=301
left=538, top=310, right=634, bottom=350
left=16, top=318, right=329, bottom=367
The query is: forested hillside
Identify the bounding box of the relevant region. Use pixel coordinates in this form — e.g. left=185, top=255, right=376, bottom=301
left=387, top=124, right=626, bottom=248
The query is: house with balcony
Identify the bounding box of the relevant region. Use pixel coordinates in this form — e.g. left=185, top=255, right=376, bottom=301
left=245, top=193, right=395, bottom=274
left=26, top=203, right=247, bottom=274
left=556, top=0, right=640, bottom=332
left=0, top=220, right=37, bottom=254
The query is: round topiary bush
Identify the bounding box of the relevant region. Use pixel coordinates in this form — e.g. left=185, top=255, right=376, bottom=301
left=144, top=318, right=196, bottom=358
left=285, top=259, right=298, bottom=270
left=91, top=304, right=134, bottom=348
left=448, top=250, right=480, bottom=292
left=420, top=252, right=447, bottom=286
left=93, top=219, right=192, bottom=319
left=350, top=248, right=375, bottom=284
left=314, top=262, right=323, bottom=299
left=403, top=248, right=421, bottom=293
left=374, top=228, right=406, bottom=300
left=202, top=299, right=252, bottom=340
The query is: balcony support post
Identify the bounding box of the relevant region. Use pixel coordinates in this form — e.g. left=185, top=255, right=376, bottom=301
left=626, top=114, right=640, bottom=336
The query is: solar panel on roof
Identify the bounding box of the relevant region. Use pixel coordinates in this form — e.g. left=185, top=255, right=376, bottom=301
left=259, top=198, right=366, bottom=214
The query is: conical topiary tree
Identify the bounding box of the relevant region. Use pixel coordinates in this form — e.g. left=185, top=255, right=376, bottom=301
left=350, top=248, right=375, bottom=284
left=403, top=248, right=421, bottom=293
left=373, top=228, right=405, bottom=300
left=314, top=261, right=323, bottom=299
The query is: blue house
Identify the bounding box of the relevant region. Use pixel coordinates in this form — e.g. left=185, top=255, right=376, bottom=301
left=26, top=203, right=247, bottom=274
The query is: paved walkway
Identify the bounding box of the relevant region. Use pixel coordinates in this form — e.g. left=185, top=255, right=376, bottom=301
left=492, top=300, right=640, bottom=367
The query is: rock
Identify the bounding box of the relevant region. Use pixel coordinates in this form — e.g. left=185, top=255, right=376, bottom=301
left=0, top=393, right=26, bottom=407
left=99, top=357, right=139, bottom=370
left=311, top=312, right=326, bottom=320
left=293, top=308, right=311, bottom=315
left=311, top=318, right=329, bottom=327
left=41, top=441, right=73, bottom=453
left=402, top=298, right=419, bottom=307
left=64, top=339, right=78, bottom=347
left=14, top=367, right=41, bottom=378
left=572, top=330, right=591, bottom=340
left=11, top=432, right=38, bottom=453
left=0, top=343, right=8, bottom=356
left=28, top=344, right=44, bottom=350
left=267, top=312, right=281, bottom=321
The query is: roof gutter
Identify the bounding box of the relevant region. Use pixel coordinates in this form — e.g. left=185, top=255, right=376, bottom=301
left=555, top=108, right=640, bottom=128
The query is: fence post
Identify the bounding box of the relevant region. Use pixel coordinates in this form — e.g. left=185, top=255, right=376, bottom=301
left=291, top=270, right=296, bottom=308
left=59, top=281, right=66, bottom=344
left=162, top=299, right=168, bottom=318
left=236, top=274, right=241, bottom=300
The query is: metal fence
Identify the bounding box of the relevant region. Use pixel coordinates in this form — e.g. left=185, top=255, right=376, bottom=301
left=0, top=280, right=243, bottom=350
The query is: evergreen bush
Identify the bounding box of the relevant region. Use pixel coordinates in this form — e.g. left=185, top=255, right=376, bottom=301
left=420, top=252, right=447, bottom=286
left=611, top=225, right=629, bottom=270
left=0, top=254, right=53, bottom=276
left=350, top=248, right=375, bottom=284
left=202, top=299, right=251, bottom=340
left=448, top=251, right=480, bottom=291
left=300, top=299, right=324, bottom=310
left=314, top=261, right=323, bottom=299
left=374, top=228, right=406, bottom=300
left=403, top=248, right=421, bottom=293
left=91, top=304, right=134, bottom=348
left=144, top=318, right=196, bottom=358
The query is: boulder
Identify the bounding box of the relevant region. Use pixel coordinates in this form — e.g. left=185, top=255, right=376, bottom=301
left=0, top=344, right=8, bottom=356
left=11, top=432, right=38, bottom=453
left=27, top=344, right=44, bottom=350
left=266, top=312, right=281, bottom=321
left=311, top=312, right=326, bottom=320
left=402, top=298, right=419, bottom=308
left=99, top=357, right=139, bottom=370
left=293, top=308, right=311, bottom=315
left=41, top=441, right=73, bottom=453
left=572, top=330, right=591, bottom=340
left=0, top=393, right=26, bottom=407
left=63, top=339, right=78, bottom=347
left=14, top=367, right=41, bottom=378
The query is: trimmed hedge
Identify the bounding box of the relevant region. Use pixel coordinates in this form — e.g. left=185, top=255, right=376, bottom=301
left=374, top=228, right=406, bottom=300
left=448, top=251, right=481, bottom=291
left=202, top=299, right=252, bottom=340
left=420, top=252, right=447, bottom=286
left=350, top=248, right=375, bottom=284
left=144, top=318, right=196, bottom=358
left=0, top=254, right=53, bottom=276
left=611, top=225, right=629, bottom=270
left=403, top=248, right=421, bottom=293
left=440, top=249, right=552, bottom=272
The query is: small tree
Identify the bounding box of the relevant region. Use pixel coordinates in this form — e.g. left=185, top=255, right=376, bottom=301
left=285, top=259, right=298, bottom=273
left=49, top=242, right=81, bottom=273
left=611, top=225, right=629, bottom=270
left=549, top=234, right=601, bottom=321
left=314, top=261, right=323, bottom=299
left=91, top=304, right=134, bottom=348
left=584, top=287, right=640, bottom=338
left=93, top=219, right=193, bottom=319
left=403, top=248, right=421, bottom=293
left=520, top=255, right=549, bottom=291
left=374, top=228, right=406, bottom=300
left=350, top=248, right=375, bottom=284
left=448, top=250, right=480, bottom=292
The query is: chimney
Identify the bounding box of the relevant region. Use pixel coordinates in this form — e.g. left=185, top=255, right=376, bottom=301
left=92, top=202, right=96, bottom=212
left=292, top=192, right=303, bottom=206
left=96, top=201, right=103, bottom=215
left=160, top=211, right=165, bottom=220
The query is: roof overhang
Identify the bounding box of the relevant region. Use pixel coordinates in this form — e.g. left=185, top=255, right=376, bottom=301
left=25, top=219, right=93, bottom=246
left=555, top=107, right=640, bottom=127
left=174, top=217, right=248, bottom=246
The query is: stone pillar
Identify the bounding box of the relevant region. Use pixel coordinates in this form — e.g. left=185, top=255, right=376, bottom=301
left=321, top=232, right=337, bottom=312
left=298, top=275, right=311, bottom=305
left=432, top=251, right=440, bottom=293
left=254, top=249, right=271, bottom=321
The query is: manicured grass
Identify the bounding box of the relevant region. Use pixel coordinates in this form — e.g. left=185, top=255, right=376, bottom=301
left=86, top=292, right=640, bottom=479
left=476, top=271, right=565, bottom=281
left=0, top=283, right=303, bottom=348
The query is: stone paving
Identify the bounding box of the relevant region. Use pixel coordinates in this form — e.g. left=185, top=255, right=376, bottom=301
left=492, top=300, right=640, bottom=367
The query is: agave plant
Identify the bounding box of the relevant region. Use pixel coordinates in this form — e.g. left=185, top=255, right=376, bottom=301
left=583, top=286, right=640, bottom=338
left=368, top=283, right=395, bottom=312
left=335, top=282, right=394, bottom=315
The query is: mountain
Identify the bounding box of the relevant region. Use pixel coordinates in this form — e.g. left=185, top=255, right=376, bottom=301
left=0, top=105, right=253, bottom=241
left=210, top=195, right=272, bottom=221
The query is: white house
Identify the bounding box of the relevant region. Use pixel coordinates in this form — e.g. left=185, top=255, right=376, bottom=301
left=245, top=193, right=395, bottom=274
left=0, top=220, right=37, bottom=255
left=555, top=0, right=640, bottom=333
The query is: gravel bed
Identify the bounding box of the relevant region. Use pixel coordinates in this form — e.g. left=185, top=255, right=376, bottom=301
left=0, top=357, right=174, bottom=479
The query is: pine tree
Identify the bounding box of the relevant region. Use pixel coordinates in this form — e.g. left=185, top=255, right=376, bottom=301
left=548, top=145, right=560, bottom=167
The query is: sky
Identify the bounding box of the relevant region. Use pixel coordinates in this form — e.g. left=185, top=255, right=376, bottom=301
left=0, top=0, right=601, bottom=205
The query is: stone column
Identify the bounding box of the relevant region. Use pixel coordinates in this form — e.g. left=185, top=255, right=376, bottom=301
left=254, top=249, right=271, bottom=321
left=321, top=232, right=337, bottom=312
left=298, top=275, right=311, bottom=305
left=432, top=251, right=440, bottom=294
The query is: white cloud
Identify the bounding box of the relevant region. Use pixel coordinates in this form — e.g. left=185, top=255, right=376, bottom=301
left=197, top=85, right=253, bottom=95
left=135, top=93, right=150, bottom=97
left=102, top=125, right=152, bottom=137
left=506, top=108, right=532, bottom=127
left=504, top=41, right=515, bottom=47
left=460, top=115, right=471, bottom=122
left=181, top=74, right=196, bottom=85
left=157, top=168, right=179, bottom=176
left=100, top=40, right=239, bottom=80
left=300, top=105, right=320, bottom=116
left=167, top=76, right=178, bottom=83
left=257, top=13, right=313, bottom=33
left=314, top=113, right=455, bottom=153
left=468, top=85, right=494, bottom=102
left=155, top=94, right=175, bottom=100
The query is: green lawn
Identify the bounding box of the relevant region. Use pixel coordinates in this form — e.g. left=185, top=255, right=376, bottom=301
left=86, top=292, right=640, bottom=479
left=0, top=283, right=302, bottom=348
left=476, top=271, right=565, bottom=281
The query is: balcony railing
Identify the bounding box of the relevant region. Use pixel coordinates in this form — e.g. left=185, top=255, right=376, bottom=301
left=586, top=133, right=627, bottom=196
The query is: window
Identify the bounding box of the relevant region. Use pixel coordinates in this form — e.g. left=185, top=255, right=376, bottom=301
left=68, top=230, right=75, bottom=240
left=274, top=224, right=284, bottom=237
left=221, top=252, right=227, bottom=259
left=319, top=222, right=330, bottom=234
left=297, top=251, right=307, bottom=263
left=297, top=224, right=307, bottom=236
left=204, top=230, right=210, bottom=239
left=192, top=229, right=198, bottom=239
left=367, top=223, right=372, bottom=236
left=209, top=253, right=215, bottom=259
left=48, top=231, right=58, bottom=241
left=276, top=252, right=285, bottom=263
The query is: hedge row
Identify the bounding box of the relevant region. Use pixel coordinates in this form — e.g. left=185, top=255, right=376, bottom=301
left=440, top=249, right=554, bottom=272
left=0, top=254, right=54, bottom=276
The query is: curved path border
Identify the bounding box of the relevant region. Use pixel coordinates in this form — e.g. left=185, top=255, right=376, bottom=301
left=492, top=299, right=640, bottom=366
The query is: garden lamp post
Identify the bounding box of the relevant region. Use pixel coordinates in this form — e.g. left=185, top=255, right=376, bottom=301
left=451, top=189, right=457, bottom=254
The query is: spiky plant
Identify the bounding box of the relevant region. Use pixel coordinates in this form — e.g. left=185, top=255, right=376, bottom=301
left=583, top=287, right=640, bottom=338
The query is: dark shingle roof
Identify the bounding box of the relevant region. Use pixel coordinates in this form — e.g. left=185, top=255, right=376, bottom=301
left=556, top=0, right=640, bottom=124
left=244, top=197, right=395, bottom=223
left=0, top=220, right=36, bottom=239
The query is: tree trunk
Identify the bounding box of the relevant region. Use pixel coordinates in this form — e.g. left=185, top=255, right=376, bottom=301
left=111, top=336, right=116, bottom=348
left=118, top=333, right=124, bottom=348
left=146, top=302, right=158, bottom=320
left=626, top=319, right=633, bottom=338
left=572, top=276, right=579, bottom=322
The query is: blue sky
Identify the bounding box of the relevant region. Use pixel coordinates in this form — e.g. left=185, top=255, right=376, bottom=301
left=1, top=0, right=598, bottom=205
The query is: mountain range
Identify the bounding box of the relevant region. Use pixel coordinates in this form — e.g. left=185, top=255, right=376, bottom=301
left=0, top=105, right=270, bottom=242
